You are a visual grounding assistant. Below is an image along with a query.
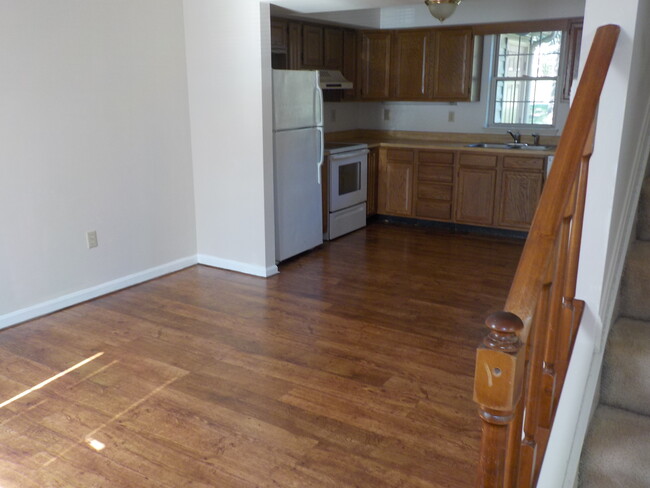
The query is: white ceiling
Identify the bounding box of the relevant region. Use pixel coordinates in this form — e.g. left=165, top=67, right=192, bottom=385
left=268, top=0, right=420, bottom=14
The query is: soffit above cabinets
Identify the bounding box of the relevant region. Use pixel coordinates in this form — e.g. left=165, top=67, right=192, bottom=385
left=269, top=0, right=417, bottom=14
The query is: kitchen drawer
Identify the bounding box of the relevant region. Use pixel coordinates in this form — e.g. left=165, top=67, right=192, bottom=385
left=418, top=163, right=453, bottom=183
left=419, top=150, right=454, bottom=165
left=417, top=182, right=452, bottom=201
left=503, top=156, right=545, bottom=170
left=459, top=153, right=498, bottom=168
left=386, top=148, right=415, bottom=162
left=416, top=200, right=452, bottom=220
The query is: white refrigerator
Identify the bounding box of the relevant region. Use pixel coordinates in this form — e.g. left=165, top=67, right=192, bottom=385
left=272, top=70, right=324, bottom=262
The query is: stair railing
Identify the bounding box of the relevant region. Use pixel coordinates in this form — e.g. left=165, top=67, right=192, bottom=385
left=473, top=24, right=620, bottom=488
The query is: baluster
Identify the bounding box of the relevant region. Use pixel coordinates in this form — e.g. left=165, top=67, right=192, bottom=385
left=517, top=285, right=551, bottom=487
left=474, top=312, right=524, bottom=488
left=539, top=217, right=571, bottom=430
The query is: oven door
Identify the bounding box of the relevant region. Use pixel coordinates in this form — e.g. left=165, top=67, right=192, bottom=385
left=328, top=149, right=368, bottom=212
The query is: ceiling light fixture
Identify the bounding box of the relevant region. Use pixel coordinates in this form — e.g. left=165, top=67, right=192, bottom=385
left=424, top=0, right=461, bottom=22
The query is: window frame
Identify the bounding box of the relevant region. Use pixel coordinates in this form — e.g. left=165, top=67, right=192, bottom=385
left=487, top=30, right=565, bottom=129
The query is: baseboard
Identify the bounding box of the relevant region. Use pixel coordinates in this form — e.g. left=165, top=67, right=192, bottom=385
left=0, top=256, right=198, bottom=330
left=197, top=254, right=279, bottom=278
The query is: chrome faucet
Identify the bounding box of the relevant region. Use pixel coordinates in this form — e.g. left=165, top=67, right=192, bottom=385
left=507, top=130, right=521, bottom=144
left=532, top=133, right=541, bottom=146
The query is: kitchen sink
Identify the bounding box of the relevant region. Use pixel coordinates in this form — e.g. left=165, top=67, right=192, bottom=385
left=465, top=143, right=555, bottom=151
left=466, top=143, right=516, bottom=149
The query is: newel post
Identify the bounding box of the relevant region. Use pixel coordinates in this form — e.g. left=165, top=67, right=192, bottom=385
left=474, top=311, right=525, bottom=488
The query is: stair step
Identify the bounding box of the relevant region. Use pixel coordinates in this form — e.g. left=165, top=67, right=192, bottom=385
left=619, top=240, right=650, bottom=320
left=637, top=176, right=650, bottom=240
left=601, top=317, right=650, bottom=416
left=580, top=405, right=650, bottom=488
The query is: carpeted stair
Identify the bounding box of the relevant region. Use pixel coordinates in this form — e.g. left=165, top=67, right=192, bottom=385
left=579, top=175, right=650, bottom=487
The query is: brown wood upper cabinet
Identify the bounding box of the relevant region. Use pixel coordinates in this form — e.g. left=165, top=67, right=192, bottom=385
left=342, top=29, right=358, bottom=100
left=361, top=27, right=475, bottom=102
left=359, top=31, right=392, bottom=100
left=562, top=21, right=583, bottom=101
left=302, top=24, right=324, bottom=69
left=271, top=20, right=288, bottom=52
left=431, top=28, right=474, bottom=100
left=390, top=29, right=432, bottom=100
left=323, top=27, right=344, bottom=70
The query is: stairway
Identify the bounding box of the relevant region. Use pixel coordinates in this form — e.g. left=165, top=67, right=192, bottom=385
left=579, top=175, right=650, bottom=487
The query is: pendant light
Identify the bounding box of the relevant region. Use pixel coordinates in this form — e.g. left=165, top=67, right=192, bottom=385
left=424, top=0, right=461, bottom=22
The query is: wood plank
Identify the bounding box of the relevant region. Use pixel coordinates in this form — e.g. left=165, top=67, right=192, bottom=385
left=0, top=223, right=523, bottom=487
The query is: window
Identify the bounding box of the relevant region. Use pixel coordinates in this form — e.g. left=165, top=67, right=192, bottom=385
left=489, top=31, right=563, bottom=127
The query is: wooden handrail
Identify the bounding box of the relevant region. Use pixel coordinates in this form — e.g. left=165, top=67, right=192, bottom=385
left=473, top=24, right=620, bottom=488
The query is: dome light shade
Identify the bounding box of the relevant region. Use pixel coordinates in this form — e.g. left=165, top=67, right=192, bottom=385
left=424, top=0, right=461, bottom=22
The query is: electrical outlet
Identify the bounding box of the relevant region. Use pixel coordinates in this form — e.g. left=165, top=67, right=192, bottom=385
left=383, top=108, right=391, bottom=121
left=330, top=108, right=337, bottom=123
left=86, top=230, right=98, bottom=249
left=448, top=111, right=455, bottom=122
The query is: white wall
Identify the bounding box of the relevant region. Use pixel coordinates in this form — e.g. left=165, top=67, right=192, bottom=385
left=537, top=0, right=650, bottom=485
left=0, top=0, right=197, bottom=327
left=183, top=0, right=277, bottom=277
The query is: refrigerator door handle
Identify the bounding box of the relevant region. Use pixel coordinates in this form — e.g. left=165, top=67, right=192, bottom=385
left=314, top=86, right=324, bottom=127
left=316, top=126, right=324, bottom=185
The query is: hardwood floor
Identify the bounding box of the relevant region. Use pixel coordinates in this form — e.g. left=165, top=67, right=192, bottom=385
left=0, top=223, right=523, bottom=487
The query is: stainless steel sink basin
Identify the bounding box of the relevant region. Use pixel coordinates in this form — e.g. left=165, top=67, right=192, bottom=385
left=524, top=145, right=555, bottom=151
left=466, top=143, right=513, bottom=149
left=465, top=143, right=555, bottom=151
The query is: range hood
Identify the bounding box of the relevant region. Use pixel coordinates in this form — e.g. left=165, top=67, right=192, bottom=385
left=318, top=70, right=353, bottom=90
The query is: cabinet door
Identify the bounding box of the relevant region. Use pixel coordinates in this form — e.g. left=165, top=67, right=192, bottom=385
left=288, top=22, right=302, bottom=69
left=378, top=149, right=414, bottom=216
left=455, top=166, right=496, bottom=225
left=391, top=29, right=431, bottom=100
left=323, top=27, right=343, bottom=70
left=366, top=148, right=379, bottom=216
left=302, top=24, right=323, bottom=69
left=432, top=28, right=473, bottom=101
left=271, top=20, right=288, bottom=52
left=562, top=21, right=583, bottom=101
left=359, top=31, right=392, bottom=100
left=497, top=170, right=544, bottom=230
left=342, top=29, right=358, bottom=100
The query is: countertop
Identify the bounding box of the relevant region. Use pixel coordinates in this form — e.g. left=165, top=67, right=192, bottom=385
left=325, top=130, right=557, bottom=157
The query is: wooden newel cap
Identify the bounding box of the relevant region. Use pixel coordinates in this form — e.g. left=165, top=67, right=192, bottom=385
left=483, top=311, right=523, bottom=353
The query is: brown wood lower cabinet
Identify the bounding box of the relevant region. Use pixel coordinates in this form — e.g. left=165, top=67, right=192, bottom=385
left=367, top=147, right=379, bottom=216
left=455, top=166, right=497, bottom=226
left=376, top=146, right=547, bottom=231
left=378, top=148, right=415, bottom=216
left=415, top=150, right=455, bottom=221
left=455, top=152, right=498, bottom=226
left=496, top=155, right=545, bottom=230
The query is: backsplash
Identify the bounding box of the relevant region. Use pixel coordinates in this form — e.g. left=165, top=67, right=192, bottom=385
left=324, top=100, right=568, bottom=137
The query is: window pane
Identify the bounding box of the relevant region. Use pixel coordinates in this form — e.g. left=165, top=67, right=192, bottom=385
left=494, top=79, right=556, bottom=125
left=492, top=30, right=562, bottom=126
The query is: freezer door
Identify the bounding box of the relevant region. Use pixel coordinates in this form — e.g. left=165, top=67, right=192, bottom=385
left=273, top=70, right=323, bottom=130
left=274, top=127, right=323, bottom=262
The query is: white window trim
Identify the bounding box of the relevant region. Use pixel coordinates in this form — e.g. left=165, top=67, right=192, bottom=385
left=486, top=32, right=566, bottom=130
